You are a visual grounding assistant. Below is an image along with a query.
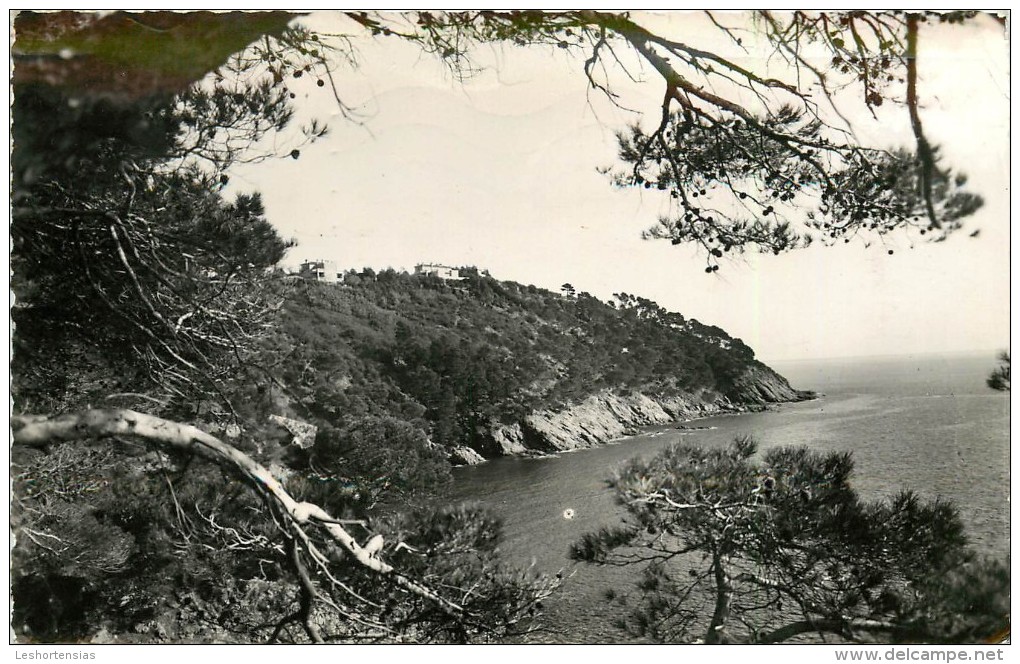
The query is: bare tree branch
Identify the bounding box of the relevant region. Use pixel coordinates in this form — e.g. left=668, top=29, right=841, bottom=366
left=11, top=409, right=468, bottom=618
left=905, top=13, right=939, bottom=228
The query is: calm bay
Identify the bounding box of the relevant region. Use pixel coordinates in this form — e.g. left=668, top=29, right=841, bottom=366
left=446, top=351, right=1011, bottom=642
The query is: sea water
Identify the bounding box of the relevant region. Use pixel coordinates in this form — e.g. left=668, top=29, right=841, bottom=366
left=446, top=351, right=1010, bottom=643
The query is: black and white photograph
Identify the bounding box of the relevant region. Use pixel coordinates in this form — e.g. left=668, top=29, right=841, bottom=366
left=8, top=8, right=1011, bottom=653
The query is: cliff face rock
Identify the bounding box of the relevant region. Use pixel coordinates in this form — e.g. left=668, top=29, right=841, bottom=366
left=477, top=423, right=530, bottom=457
left=518, top=391, right=718, bottom=453
left=469, top=365, right=809, bottom=460
left=727, top=363, right=813, bottom=404
left=449, top=446, right=487, bottom=466
left=473, top=390, right=730, bottom=457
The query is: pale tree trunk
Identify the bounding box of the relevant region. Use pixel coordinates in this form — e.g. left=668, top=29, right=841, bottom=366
left=11, top=408, right=465, bottom=617
left=705, top=548, right=733, bottom=644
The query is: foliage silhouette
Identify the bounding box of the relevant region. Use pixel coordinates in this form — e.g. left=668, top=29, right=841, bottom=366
left=572, top=437, right=1008, bottom=643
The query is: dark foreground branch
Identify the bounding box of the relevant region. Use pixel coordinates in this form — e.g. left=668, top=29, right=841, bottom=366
left=757, top=617, right=922, bottom=644
left=905, top=13, right=939, bottom=228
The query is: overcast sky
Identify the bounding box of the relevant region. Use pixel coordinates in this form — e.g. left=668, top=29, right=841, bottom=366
left=228, top=11, right=1009, bottom=362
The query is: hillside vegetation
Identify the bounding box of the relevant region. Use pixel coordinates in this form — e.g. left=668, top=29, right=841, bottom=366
left=270, top=269, right=808, bottom=467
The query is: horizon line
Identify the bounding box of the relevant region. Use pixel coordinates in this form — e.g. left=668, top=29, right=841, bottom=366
left=762, top=348, right=1007, bottom=364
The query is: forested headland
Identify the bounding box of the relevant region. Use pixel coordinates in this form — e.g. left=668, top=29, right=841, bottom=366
left=273, top=271, right=810, bottom=467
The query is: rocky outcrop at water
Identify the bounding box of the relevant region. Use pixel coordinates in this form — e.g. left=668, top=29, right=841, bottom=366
left=464, top=364, right=813, bottom=462
left=515, top=391, right=723, bottom=453
left=449, top=446, right=487, bottom=466
left=726, top=364, right=814, bottom=404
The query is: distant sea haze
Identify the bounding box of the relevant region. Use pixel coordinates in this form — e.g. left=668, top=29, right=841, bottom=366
left=448, top=351, right=1010, bottom=643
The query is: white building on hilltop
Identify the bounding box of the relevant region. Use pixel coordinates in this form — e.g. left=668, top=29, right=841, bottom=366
left=414, top=263, right=461, bottom=280
left=299, top=259, right=343, bottom=283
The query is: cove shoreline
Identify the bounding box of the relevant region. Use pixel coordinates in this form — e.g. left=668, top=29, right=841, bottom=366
left=453, top=389, right=820, bottom=466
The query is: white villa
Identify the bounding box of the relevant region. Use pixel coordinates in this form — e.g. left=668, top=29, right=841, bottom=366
left=414, top=263, right=462, bottom=280
left=299, top=259, right=343, bottom=283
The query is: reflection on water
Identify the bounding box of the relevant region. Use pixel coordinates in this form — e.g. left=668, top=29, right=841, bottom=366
left=445, top=353, right=1010, bottom=643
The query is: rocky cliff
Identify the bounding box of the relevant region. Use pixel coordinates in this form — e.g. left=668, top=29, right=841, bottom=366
left=459, top=363, right=811, bottom=463
left=726, top=363, right=812, bottom=404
